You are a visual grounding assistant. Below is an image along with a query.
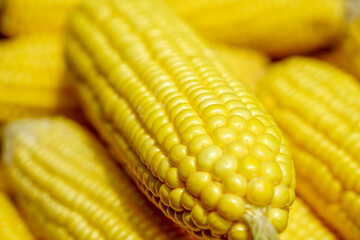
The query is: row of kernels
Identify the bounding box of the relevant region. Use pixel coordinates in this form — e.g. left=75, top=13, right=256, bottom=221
left=341, top=191, right=360, bottom=226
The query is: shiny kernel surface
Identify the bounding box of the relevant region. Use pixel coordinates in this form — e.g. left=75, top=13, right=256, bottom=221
left=217, top=194, right=245, bottom=221
left=223, top=174, right=247, bottom=196
left=66, top=0, right=294, bottom=238
left=247, top=177, right=274, bottom=206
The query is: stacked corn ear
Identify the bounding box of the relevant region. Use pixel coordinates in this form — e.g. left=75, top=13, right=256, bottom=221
left=211, top=43, right=269, bottom=92
left=0, top=191, right=35, bottom=240
left=319, top=17, right=360, bottom=79
left=2, top=117, right=194, bottom=240
left=0, top=34, right=79, bottom=122
left=257, top=57, right=360, bottom=240
left=0, top=0, right=79, bottom=36
left=164, top=0, right=345, bottom=58
left=280, top=198, right=337, bottom=240
left=66, top=0, right=295, bottom=239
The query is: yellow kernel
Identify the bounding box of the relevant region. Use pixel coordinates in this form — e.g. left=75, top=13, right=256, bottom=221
left=212, top=155, right=238, bottom=181
left=275, top=153, right=291, bottom=164
left=230, top=108, right=251, bottom=120
left=247, top=177, right=274, bottom=206
left=207, top=212, right=232, bottom=235
left=206, top=115, right=226, bottom=133
left=217, top=194, right=245, bottom=221
left=213, top=126, right=237, bottom=147
left=169, top=144, right=187, bottom=166
left=223, top=173, right=247, bottom=196
left=224, top=141, right=248, bottom=159
left=225, top=100, right=246, bottom=110
left=166, top=167, right=183, bottom=188
left=238, top=130, right=256, bottom=147
left=188, top=134, right=213, bottom=154
left=157, top=158, right=171, bottom=182
left=182, top=212, right=199, bottom=231
left=150, top=115, right=167, bottom=134
left=178, top=156, right=196, bottom=181
left=159, top=184, right=171, bottom=206
left=174, top=109, right=194, bottom=128
left=182, top=125, right=206, bottom=144
left=191, top=204, right=208, bottom=228
left=186, top=171, right=212, bottom=197
left=260, top=161, right=282, bottom=184
left=200, top=182, right=222, bottom=210
left=288, top=187, right=295, bottom=206
left=155, top=123, right=173, bottom=145
left=151, top=152, right=165, bottom=177
left=228, top=115, right=247, bottom=132
left=271, top=184, right=290, bottom=208
left=169, top=188, right=184, bottom=211
left=163, top=132, right=180, bottom=154
left=278, top=162, right=292, bottom=186
left=268, top=208, right=289, bottom=233
left=228, top=222, right=248, bottom=240
left=257, top=133, right=280, bottom=153
left=248, top=118, right=265, bottom=135
left=203, top=104, right=227, bottom=119
left=238, top=155, right=260, bottom=180
left=181, top=189, right=196, bottom=210
left=197, top=145, right=223, bottom=172
left=251, top=144, right=275, bottom=162
left=265, top=126, right=281, bottom=141
left=178, top=116, right=202, bottom=135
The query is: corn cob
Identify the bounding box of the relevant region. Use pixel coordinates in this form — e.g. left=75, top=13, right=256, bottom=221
left=0, top=0, right=79, bottom=36
left=66, top=0, right=295, bottom=239
left=210, top=43, right=269, bottom=92
left=0, top=191, right=35, bottom=240
left=0, top=34, right=79, bottom=122
left=319, top=17, right=360, bottom=79
left=279, top=197, right=337, bottom=240
left=164, top=0, right=345, bottom=58
left=257, top=57, right=360, bottom=240
left=2, top=117, right=193, bottom=240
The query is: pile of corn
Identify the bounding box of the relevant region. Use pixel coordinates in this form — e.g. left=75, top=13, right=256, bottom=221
left=0, top=0, right=358, bottom=240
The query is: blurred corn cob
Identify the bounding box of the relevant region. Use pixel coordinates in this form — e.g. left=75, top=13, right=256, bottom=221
left=0, top=0, right=79, bottom=36
left=0, top=163, right=10, bottom=193
left=0, top=34, right=79, bottom=122
left=280, top=198, right=337, bottom=240
left=257, top=57, right=360, bottom=240
left=2, top=117, right=193, bottom=240
left=0, top=191, right=35, bottom=240
left=66, top=0, right=295, bottom=239
left=164, top=0, right=345, bottom=58
left=319, top=17, right=360, bottom=79
left=211, top=43, right=269, bottom=92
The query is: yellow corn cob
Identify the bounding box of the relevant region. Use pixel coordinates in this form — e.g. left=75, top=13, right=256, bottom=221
left=319, top=17, right=360, bottom=79
left=280, top=197, right=337, bottom=240
left=66, top=0, right=295, bottom=239
left=164, top=0, right=345, bottom=58
left=257, top=57, right=360, bottom=240
left=0, top=192, right=35, bottom=240
left=2, top=117, right=193, bottom=240
left=0, top=34, right=79, bottom=122
left=0, top=0, right=79, bottom=36
left=210, top=43, right=269, bottom=92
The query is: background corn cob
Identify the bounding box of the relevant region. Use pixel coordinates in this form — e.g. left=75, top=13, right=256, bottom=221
left=257, top=57, right=360, bottom=240
left=279, top=198, right=337, bottom=240
left=210, top=43, right=269, bottom=92
left=318, top=17, right=360, bottom=79
left=0, top=0, right=79, bottom=36
left=164, top=0, right=345, bottom=58
left=0, top=191, right=35, bottom=240
left=66, top=0, right=295, bottom=239
left=0, top=34, right=79, bottom=122
left=2, top=117, right=193, bottom=240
